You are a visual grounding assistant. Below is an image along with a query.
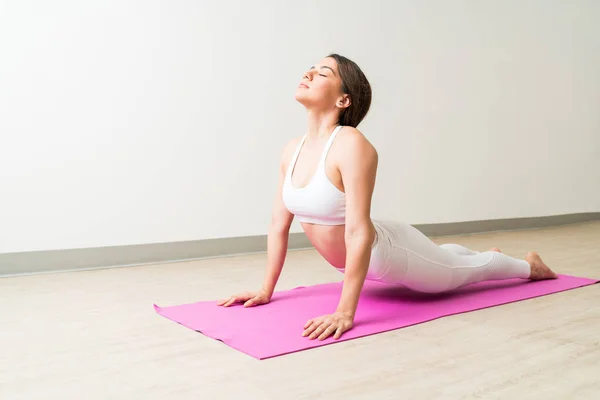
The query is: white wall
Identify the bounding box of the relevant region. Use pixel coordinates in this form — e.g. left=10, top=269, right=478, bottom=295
left=1, top=0, right=599, bottom=253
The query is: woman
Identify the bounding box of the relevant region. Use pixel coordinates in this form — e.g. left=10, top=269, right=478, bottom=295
left=217, top=53, right=557, bottom=341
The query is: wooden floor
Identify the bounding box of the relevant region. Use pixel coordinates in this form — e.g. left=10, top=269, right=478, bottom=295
left=1, top=222, right=599, bottom=399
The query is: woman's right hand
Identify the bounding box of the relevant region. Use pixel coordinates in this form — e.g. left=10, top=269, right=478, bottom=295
left=217, top=288, right=272, bottom=308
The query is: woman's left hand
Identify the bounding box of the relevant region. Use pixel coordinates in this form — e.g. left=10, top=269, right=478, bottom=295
left=302, top=311, right=354, bottom=340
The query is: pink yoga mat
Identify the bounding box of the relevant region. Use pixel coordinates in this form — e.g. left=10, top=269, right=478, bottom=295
left=154, top=274, right=598, bottom=359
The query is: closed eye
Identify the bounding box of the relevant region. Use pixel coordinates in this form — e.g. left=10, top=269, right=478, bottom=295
left=319, top=74, right=327, bottom=77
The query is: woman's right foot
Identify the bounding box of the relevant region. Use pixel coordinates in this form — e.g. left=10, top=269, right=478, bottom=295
left=526, top=252, right=558, bottom=280
left=490, top=247, right=502, bottom=253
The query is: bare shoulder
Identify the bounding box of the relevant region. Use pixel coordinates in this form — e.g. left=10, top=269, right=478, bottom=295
left=280, top=136, right=303, bottom=171
left=336, top=127, right=378, bottom=166
left=283, top=136, right=302, bottom=154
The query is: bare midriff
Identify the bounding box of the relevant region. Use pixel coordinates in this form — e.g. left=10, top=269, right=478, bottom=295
left=301, top=222, right=376, bottom=271
left=301, top=223, right=347, bottom=269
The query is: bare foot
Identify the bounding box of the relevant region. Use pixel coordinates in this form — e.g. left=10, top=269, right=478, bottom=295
left=489, top=247, right=502, bottom=253
left=526, top=252, right=558, bottom=280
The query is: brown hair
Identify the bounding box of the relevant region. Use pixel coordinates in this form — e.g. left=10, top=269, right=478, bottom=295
left=327, top=53, right=372, bottom=128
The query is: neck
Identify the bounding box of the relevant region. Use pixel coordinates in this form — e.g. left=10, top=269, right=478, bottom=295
left=305, top=109, right=340, bottom=140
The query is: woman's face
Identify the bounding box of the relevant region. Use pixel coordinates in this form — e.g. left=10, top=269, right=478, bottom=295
left=295, top=57, right=346, bottom=111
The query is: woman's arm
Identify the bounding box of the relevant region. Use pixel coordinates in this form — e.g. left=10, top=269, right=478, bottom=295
left=218, top=139, right=298, bottom=307
left=335, top=130, right=378, bottom=317
left=260, top=139, right=299, bottom=297
left=303, top=129, right=378, bottom=340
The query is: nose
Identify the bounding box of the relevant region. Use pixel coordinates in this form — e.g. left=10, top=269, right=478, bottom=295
left=303, top=69, right=314, bottom=80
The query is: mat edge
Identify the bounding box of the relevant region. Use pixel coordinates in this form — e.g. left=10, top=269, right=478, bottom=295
left=152, top=277, right=599, bottom=359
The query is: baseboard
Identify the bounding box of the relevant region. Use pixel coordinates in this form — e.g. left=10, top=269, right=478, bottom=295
left=414, top=212, right=600, bottom=237
left=1, top=212, right=599, bottom=278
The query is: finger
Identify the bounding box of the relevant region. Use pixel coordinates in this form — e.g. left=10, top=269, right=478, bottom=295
left=309, top=322, right=329, bottom=340
left=217, top=297, right=230, bottom=306
left=302, top=323, right=315, bottom=337
left=303, top=318, right=320, bottom=333
left=318, top=325, right=338, bottom=341
left=302, top=319, right=322, bottom=337
left=333, top=326, right=344, bottom=340
left=244, top=296, right=259, bottom=307
left=309, top=324, right=328, bottom=340
left=222, top=297, right=238, bottom=307
left=256, top=296, right=268, bottom=305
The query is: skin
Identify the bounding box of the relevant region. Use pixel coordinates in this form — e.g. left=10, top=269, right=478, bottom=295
left=217, top=56, right=557, bottom=341
left=218, top=56, right=376, bottom=340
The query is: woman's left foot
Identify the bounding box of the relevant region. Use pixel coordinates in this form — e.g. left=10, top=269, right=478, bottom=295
left=489, top=247, right=502, bottom=253
left=526, top=252, right=558, bottom=280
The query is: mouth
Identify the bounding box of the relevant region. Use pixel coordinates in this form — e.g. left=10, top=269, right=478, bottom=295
left=298, top=83, right=309, bottom=89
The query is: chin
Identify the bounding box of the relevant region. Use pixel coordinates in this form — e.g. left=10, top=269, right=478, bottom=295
left=294, top=91, right=310, bottom=106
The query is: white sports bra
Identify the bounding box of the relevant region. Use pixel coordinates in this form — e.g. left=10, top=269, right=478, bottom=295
left=282, top=125, right=346, bottom=225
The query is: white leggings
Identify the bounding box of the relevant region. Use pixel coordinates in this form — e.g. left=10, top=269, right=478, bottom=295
left=354, top=220, right=531, bottom=293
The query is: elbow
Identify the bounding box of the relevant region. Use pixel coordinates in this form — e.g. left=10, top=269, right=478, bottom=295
left=344, top=222, right=376, bottom=247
